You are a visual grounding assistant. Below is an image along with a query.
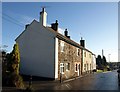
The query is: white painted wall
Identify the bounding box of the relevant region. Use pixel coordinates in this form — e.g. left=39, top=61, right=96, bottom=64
left=55, top=38, right=58, bottom=79
left=92, top=55, right=96, bottom=70
left=82, top=50, right=93, bottom=72
left=82, top=50, right=85, bottom=72
left=40, top=10, right=47, bottom=27
left=16, top=20, right=56, bottom=78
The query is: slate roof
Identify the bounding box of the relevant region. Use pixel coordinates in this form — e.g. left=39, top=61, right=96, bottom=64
left=46, top=27, right=94, bottom=54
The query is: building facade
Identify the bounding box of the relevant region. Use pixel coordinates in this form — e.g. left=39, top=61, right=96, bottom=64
left=15, top=8, right=96, bottom=80
left=58, top=39, right=82, bottom=80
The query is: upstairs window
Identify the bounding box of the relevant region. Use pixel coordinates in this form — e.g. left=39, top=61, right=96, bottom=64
left=77, top=48, right=80, bottom=56
left=60, top=40, right=64, bottom=52
left=89, top=54, right=91, bottom=58
left=84, top=52, right=86, bottom=57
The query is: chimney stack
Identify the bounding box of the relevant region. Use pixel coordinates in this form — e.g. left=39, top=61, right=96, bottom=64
left=64, top=29, right=68, bottom=37
left=80, top=37, right=85, bottom=47
left=64, top=29, right=70, bottom=38
left=40, top=7, right=47, bottom=27
left=25, top=24, right=30, bottom=29
left=51, top=20, right=58, bottom=31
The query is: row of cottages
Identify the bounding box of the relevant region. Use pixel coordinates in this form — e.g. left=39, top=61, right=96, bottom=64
left=15, top=8, right=96, bottom=80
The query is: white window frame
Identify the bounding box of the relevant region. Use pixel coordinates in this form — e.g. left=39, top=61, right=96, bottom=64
left=60, top=63, right=64, bottom=74
left=60, top=40, right=64, bottom=52
left=77, top=48, right=80, bottom=56
left=66, top=63, right=70, bottom=71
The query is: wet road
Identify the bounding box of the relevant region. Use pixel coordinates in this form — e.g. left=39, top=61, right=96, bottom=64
left=31, top=70, right=120, bottom=90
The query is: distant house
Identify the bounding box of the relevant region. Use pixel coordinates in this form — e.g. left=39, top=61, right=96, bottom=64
left=15, top=8, right=96, bottom=80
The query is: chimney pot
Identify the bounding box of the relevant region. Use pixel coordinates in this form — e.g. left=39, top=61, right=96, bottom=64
left=64, top=29, right=70, bottom=38
left=42, top=7, right=45, bottom=12
left=64, top=29, right=68, bottom=37
left=25, top=24, right=29, bottom=29
left=51, top=20, right=58, bottom=31
left=40, top=7, right=47, bottom=27
left=80, top=38, right=85, bottom=47
left=56, top=20, right=58, bottom=23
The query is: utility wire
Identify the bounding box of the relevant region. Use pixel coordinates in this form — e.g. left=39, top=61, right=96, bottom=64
left=1, top=12, right=39, bottom=32
left=2, top=16, right=24, bottom=28
left=1, top=12, right=32, bottom=28
left=2, top=12, right=25, bottom=26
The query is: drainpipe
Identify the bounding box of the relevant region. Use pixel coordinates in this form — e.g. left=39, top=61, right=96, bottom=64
left=60, top=73, right=62, bottom=83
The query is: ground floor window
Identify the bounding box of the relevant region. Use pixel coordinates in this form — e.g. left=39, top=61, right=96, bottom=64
left=66, top=63, right=70, bottom=71
left=75, top=64, right=78, bottom=72
left=87, top=63, right=89, bottom=71
left=60, top=63, right=64, bottom=74
left=90, top=64, right=91, bottom=70
left=84, top=64, right=86, bottom=71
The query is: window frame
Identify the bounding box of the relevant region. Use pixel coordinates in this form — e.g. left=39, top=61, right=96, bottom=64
left=77, top=48, right=80, bottom=56
left=75, top=64, right=78, bottom=72
left=84, top=64, right=86, bottom=71
left=60, top=63, right=64, bottom=74
left=66, top=63, right=70, bottom=71
left=60, top=40, right=64, bottom=52
left=84, top=52, right=86, bottom=57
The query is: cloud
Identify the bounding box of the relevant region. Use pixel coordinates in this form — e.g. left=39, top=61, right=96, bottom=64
left=58, top=27, right=64, bottom=35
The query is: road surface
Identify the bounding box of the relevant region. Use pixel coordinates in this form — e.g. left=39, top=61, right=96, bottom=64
left=31, top=70, right=120, bottom=90
left=2, top=70, right=120, bottom=91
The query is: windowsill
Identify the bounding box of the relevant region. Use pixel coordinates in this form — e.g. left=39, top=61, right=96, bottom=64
left=66, top=70, right=70, bottom=71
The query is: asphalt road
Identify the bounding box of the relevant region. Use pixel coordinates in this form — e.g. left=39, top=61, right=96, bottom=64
left=2, top=70, right=120, bottom=91
left=31, top=70, right=120, bottom=90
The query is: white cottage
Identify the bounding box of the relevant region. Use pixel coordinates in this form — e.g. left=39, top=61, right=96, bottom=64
left=16, top=8, right=96, bottom=80
left=15, top=8, right=59, bottom=79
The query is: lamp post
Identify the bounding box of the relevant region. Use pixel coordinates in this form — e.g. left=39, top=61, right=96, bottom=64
left=29, top=75, right=32, bottom=88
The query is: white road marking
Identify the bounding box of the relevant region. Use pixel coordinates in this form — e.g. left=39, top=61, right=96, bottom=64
left=65, top=84, right=72, bottom=89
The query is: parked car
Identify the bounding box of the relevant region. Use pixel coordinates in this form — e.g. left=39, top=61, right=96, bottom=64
left=92, top=69, right=97, bottom=72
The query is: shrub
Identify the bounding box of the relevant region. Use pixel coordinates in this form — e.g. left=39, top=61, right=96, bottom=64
left=9, top=72, right=24, bottom=89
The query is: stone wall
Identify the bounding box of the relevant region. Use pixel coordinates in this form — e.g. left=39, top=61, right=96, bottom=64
left=58, top=39, right=82, bottom=80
